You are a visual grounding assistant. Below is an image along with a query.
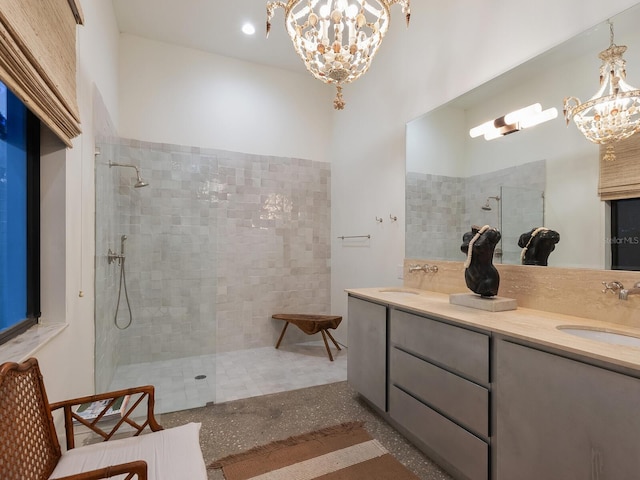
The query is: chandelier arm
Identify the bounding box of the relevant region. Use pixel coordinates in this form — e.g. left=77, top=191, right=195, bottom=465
left=266, top=1, right=288, bottom=37
left=388, top=0, right=411, bottom=26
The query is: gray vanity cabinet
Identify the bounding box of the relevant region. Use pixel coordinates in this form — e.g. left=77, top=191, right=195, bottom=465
left=495, top=339, right=640, bottom=480
left=389, top=309, right=490, bottom=480
left=347, top=295, right=387, bottom=412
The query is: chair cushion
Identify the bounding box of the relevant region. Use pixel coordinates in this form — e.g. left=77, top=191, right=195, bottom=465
left=49, top=422, right=207, bottom=480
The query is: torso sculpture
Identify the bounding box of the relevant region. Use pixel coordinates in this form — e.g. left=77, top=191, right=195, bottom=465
left=461, top=225, right=501, bottom=297
left=518, top=227, right=560, bottom=266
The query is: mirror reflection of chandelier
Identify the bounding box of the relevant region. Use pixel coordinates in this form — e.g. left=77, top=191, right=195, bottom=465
left=266, top=0, right=410, bottom=110
left=563, top=21, right=640, bottom=162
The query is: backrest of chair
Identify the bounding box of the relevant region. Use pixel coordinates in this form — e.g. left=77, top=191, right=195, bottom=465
left=0, top=357, right=61, bottom=480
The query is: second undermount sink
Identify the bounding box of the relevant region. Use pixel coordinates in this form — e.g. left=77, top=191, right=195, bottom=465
left=378, top=288, right=420, bottom=297
left=557, top=326, right=640, bottom=348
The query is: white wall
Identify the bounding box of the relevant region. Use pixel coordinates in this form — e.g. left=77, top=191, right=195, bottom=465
left=118, top=34, right=334, bottom=162
left=330, top=0, right=640, bottom=343
left=406, top=107, right=466, bottom=177
left=33, top=0, right=120, bottom=403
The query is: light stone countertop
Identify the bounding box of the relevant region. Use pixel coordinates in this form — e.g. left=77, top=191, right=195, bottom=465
left=346, top=287, right=640, bottom=372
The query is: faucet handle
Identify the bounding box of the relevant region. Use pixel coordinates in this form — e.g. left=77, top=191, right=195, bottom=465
left=602, top=280, right=624, bottom=294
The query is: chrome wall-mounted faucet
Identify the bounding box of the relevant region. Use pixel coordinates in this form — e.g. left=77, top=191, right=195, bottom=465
left=602, top=280, right=624, bottom=294
left=620, top=282, right=640, bottom=300
left=409, top=264, right=439, bottom=273
left=601, top=280, right=640, bottom=300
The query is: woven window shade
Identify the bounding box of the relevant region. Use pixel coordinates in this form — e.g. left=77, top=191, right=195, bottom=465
left=0, top=0, right=83, bottom=147
left=598, top=133, right=640, bottom=200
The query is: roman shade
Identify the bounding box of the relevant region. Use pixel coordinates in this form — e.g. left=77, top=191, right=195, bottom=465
left=0, top=0, right=83, bottom=147
left=598, top=133, right=640, bottom=200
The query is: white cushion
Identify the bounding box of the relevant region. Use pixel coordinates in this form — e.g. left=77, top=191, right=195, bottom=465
left=49, top=422, right=207, bottom=480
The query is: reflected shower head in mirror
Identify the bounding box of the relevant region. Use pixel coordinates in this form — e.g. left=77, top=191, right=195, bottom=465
left=482, top=195, right=500, bottom=211
left=109, top=162, right=149, bottom=188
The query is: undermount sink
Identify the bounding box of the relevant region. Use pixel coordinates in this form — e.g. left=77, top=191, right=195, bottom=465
left=378, top=288, right=420, bottom=297
left=557, top=326, right=640, bottom=348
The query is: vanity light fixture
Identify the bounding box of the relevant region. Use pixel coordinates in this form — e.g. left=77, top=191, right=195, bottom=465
left=469, top=103, right=558, bottom=141
left=563, top=20, right=640, bottom=162
left=266, top=0, right=410, bottom=110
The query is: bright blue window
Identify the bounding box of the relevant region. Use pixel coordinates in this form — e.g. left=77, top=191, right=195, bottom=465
left=0, top=81, right=39, bottom=343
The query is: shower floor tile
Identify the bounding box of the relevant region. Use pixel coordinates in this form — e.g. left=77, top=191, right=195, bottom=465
left=109, top=341, right=347, bottom=414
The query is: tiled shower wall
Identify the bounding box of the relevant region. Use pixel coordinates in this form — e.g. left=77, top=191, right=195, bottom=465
left=406, top=160, right=545, bottom=263
left=405, top=173, right=464, bottom=261
left=463, top=160, right=546, bottom=264
left=95, top=137, right=331, bottom=387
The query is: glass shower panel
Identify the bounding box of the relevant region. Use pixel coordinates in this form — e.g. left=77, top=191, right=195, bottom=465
left=500, top=185, right=544, bottom=265
left=94, top=138, right=217, bottom=414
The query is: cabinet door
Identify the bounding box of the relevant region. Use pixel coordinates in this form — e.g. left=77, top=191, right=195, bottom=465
left=496, top=340, right=640, bottom=480
left=347, top=296, right=387, bottom=411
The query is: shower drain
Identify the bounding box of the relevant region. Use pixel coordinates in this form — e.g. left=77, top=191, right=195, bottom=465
left=194, top=374, right=206, bottom=380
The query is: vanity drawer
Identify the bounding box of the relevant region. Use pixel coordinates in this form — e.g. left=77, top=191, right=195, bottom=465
left=390, top=309, right=489, bottom=385
left=390, top=347, right=488, bottom=438
left=390, top=386, right=488, bottom=480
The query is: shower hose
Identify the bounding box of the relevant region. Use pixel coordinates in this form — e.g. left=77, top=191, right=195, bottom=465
left=114, top=257, right=133, bottom=330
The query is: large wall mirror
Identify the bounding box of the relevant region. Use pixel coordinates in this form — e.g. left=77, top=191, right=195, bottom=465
left=406, top=4, right=640, bottom=269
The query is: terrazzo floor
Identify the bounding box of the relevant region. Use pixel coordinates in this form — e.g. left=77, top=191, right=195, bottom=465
left=158, top=381, right=454, bottom=480
left=108, top=340, right=347, bottom=414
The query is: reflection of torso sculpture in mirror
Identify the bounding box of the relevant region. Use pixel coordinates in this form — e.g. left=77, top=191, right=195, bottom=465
left=461, top=225, right=501, bottom=297
left=518, top=227, right=560, bottom=266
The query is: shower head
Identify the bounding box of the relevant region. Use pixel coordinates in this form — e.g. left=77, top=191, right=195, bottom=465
left=109, top=162, right=149, bottom=188
left=134, top=173, right=148, bottom=188
left=482, top=195, right=500, bottom=211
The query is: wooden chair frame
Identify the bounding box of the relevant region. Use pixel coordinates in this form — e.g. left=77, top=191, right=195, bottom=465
left=0, top=358, right=165, bottom=480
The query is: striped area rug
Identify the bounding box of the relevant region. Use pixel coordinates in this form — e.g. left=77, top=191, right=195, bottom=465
left=209, top=422, right=420, bottom=480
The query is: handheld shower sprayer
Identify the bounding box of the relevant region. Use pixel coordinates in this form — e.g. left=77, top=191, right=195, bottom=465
left=109, top=234, right=133, bottom=330
left=107, top=234, right=127, bottom=265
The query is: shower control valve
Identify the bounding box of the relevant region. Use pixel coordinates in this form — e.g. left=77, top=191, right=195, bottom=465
left=107, top=248, right=124, bottom=265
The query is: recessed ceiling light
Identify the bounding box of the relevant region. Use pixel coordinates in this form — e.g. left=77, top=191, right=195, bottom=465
left=242, top=23, right=256, bottom=35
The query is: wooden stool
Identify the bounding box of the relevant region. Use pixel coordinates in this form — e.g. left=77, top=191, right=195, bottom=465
left=272, top=314, right=343, bottom=361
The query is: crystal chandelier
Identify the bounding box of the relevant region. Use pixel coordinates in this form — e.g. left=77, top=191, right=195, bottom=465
left=266, top=0, right=410, bottom=110
left=563, top=21, right=640, bottom=161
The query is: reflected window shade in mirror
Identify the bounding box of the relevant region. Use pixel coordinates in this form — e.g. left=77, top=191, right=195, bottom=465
left=0, top=0, right=83, bottom=147
left=598, top=133, right=640, bottom=200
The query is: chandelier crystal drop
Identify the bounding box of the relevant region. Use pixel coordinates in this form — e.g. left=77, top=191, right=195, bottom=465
left=266, top=0, right=410, bottom=110
left=563, top=21, right=640, bottom=161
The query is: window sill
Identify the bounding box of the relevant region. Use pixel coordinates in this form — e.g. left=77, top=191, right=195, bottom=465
left=0, top=322, right=68, bottom=363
